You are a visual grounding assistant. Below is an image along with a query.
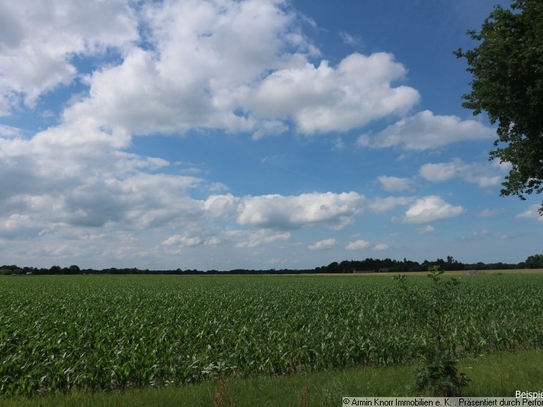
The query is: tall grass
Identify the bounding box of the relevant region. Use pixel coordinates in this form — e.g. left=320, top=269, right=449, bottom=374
left=2, top=349, right=542, bottom=406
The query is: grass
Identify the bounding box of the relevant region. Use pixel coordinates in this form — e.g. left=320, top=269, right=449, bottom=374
left=2, top=349, right=542, bottom=407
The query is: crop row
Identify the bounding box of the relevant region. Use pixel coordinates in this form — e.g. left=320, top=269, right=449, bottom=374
left=1, top=273, right=542, bottom=397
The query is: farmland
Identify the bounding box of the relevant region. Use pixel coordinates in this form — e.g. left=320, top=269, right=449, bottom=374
left=1, top=272, right=542, bottom=398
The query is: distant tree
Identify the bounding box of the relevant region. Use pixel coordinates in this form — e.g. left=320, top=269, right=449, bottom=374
left=455, top=0, right=543, bottom=212
left=474, top=262, right=486, bottom=271
left=338, top=260, right=352, bottom=273
left=326, top=262, right=339, bottom=273
left=525, top=254, right=543, bottom=268
left=49, top=265, right=62, bottom=274
left=1, top=265, right=19, bottom=274
left=68, top=265, right=80, bottom=274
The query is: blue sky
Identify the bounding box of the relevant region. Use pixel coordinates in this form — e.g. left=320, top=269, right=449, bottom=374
left=1, top=0, right=541, bottom=270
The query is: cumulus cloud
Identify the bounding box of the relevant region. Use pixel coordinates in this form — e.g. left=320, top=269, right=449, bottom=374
left=0, top=121, right=369, bottom=240
left=399, top=195, right=465, bottom=224
left=50, top=1, right=418, bottom=138
left=358, top=110, right=494, bottom=150
left=419, top=158, right=507, bottom=187
left=377, top=175, right=412, bottom=192
left=346, top=239, right=371, bottom=250
left=369, top=196, right=414, bottom=213
left=419, top=161, right=458, bottom=182
left=0, top=0, right=138, bottom=112
left=236, top=192, right=366, bottom=230
left=0, top=0, right=424, bottom=138
left=308, top=238, right=337, bottom=250
left=203, top=194, right=238, bottom=219
left=249, top=52, right=420, bottom=134
left=373, top=243, right=389, bottom=251
left=3, top=0, right=391, bottom=245
left=0, top=122, right=212, bottom=232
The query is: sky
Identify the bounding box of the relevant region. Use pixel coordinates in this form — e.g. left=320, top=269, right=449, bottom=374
left=1, top=0, right=541, bottom=271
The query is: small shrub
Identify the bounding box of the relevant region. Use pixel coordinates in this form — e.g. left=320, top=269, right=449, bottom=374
left=412, top=350, right=469, bottom=396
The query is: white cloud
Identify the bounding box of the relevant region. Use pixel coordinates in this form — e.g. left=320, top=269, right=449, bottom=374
left=0, top=124, right=210, bottom=231
left=419, top=161, right=459, bottom=182
left=0, top=124, right=22, bottom=138
left=419, top=158, right=507, bottom=188
left=237, top=229, right=291, bottom=248
left=308, top=238, right=337, bottom=250
left=204, top=237, right=222, bottom=246
left=358, top=110, right=494, bottom=150
left=163, top=234, right=203, bottom=247
left=377, top=175, right=412, bottom=192
left=346, top=239, right=371, bottom=250
left=400, top=195, right=465, bottom=224
left=417, top=225, right=435, bottom=233
left=203, top=194, right=238, bottom=219
left=24, top=1, right=420, bottom=138
left=373, top=243, right=389, bottom=251
left=1, top=0, right=303, bottom=133
left=237, top=192, right=365, bottom=230
left=51, top=0, right=419, bottom=138
left=516, top=205, right=543, bottom=222
left=250, top=52, right=420, bottom=134
left=0, top=0, right=138, bottom=112
left=369, top=196, right=414, bottom=213
left=476, top=208, right=505, bottom=218
left=339, top=31, right=362, bottom=47
left=0, top=119, right=370, bottom=247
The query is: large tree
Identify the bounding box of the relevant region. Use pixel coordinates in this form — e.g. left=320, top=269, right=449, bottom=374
left=454, top=0, right=543, bottom=212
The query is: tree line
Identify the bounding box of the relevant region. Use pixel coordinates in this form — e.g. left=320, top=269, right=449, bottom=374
left=2, top=254, right=543, bottom=275
left=315, top=256, right=530, bottom=274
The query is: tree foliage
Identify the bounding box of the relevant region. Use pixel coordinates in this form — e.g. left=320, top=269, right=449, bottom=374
left=454, top=0, right=543, bottom=212
left=524, top=253, right=543, bottom=268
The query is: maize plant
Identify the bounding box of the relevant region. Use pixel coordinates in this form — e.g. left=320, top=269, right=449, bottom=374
left=0, top=273, right=542, bottom=397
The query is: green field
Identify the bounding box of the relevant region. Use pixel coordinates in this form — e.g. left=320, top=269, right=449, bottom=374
left=1, top=272, right=542, bottom=399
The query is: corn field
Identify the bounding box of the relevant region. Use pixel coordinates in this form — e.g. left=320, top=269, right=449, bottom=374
left=1, top=273, right=542, bottom=397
